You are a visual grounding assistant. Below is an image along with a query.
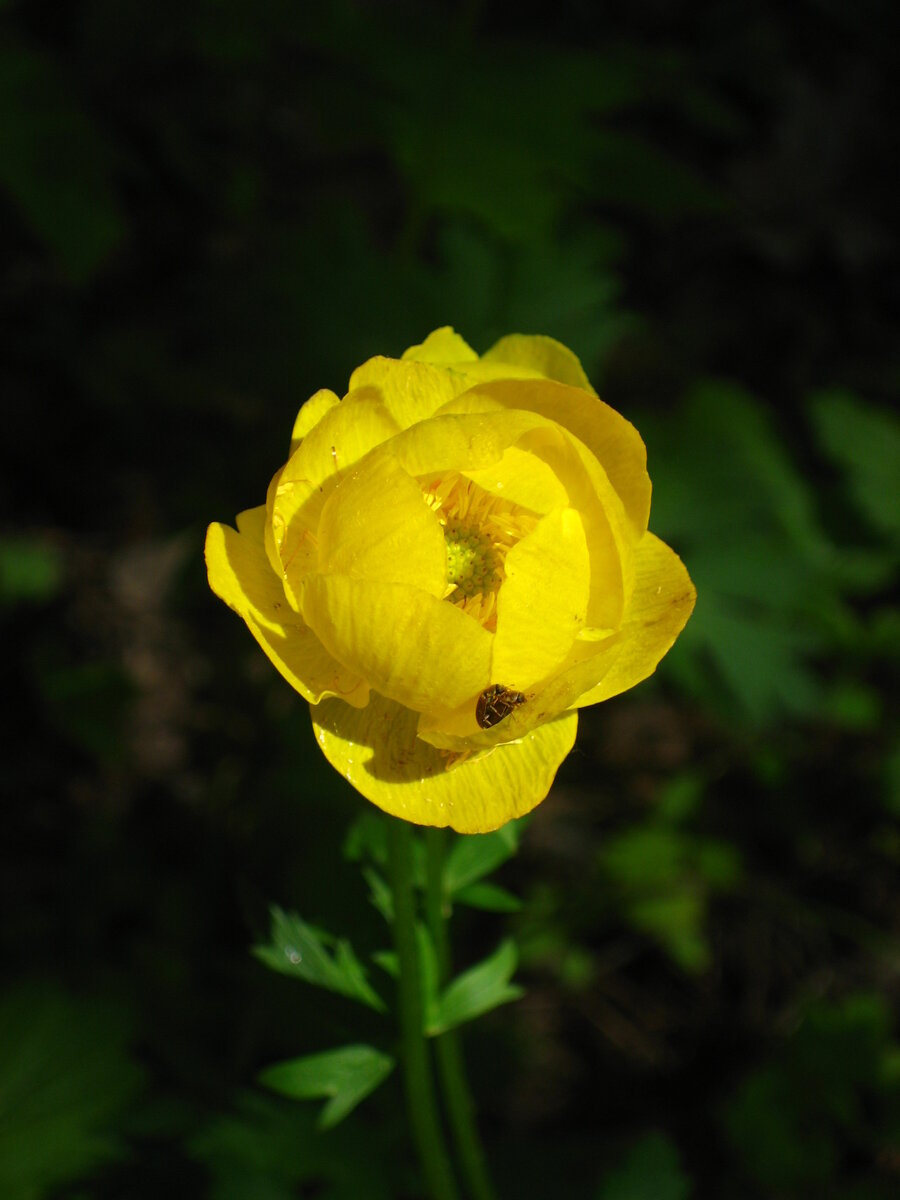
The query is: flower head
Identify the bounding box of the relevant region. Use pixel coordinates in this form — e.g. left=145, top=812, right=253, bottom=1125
left=206, top=328, right=695, bottom=832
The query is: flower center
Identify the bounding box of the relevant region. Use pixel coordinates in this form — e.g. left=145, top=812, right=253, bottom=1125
left=444, top=520, right=499, bottom=598
left=421, top=472, right=538, bottom=630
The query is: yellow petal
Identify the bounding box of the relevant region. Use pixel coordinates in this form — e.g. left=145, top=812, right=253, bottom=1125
left=290, top=388, right=341, bottom=453
left=518, top=423, right=632, bottom=629
left=462, top=445, right=568, bottom=513
left=273, top=391, right=401, bottom=588
left=461, top=377, right=651, bottom=538
left=312, top=691, right=578, bottom=833
left=205, top=520, right=368, bottom=706
left=299, top=575, right=493, bottom=713
left=493, top=507, right=590, bottom=690
left=348, top=356, right=466, bottom=430
left=315, top=451, right=446, bottom=596
left=389, top=408, right=548, bottom=479
left=401, top=327, right=479, bottom=365
left=572, top=532, right=696, bottom=707
left=426, top=532, right=695, bottom=738
left=482, top=333, right=597, bottom=395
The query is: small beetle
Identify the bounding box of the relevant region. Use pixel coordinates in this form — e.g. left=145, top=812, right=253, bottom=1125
left=475, top=684, right=527, bottom=729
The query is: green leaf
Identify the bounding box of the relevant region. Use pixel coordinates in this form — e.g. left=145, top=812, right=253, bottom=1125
left=254, top=907, right=386, bottom=1012
left=188, top=1091, right=396, bottom=1200
left=723, top=994, right=898, bottom=1191
left=259, top=1045, right=394, bottom=1130
left=0, top=40, right=126, bottom=280
left=428, top=940, right=524, bottom=1035
left=416, top=922, right=441, bottom=1034
left=362, top=866, right=393, bottom=922
left=809, top=390, right=900, bottom=543
left=371, top=950, right=398, bottom=978
left=444, top=818, right=526, bottom=894
left=0, top=536, right=62, bottom=606
left=0, top=983, right=143, bottom=1200
left=596, top=1132, right=692, bottom=1200
left=343, top=812, right=388, bottom=866
left=454, top=882, right=523, bottom=913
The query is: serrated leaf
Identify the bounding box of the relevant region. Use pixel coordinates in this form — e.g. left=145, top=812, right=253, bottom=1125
left=428, top=940, right=524, bottom=1035
left=444, top=819, right=525, bottom=894
left=363, top=867, right=393, bottom=922
left=254, top=907, right=385, bottom=1012
left=454, top=882, right=522, bottom=913
left=259, top=1045, right=394, bottom=1129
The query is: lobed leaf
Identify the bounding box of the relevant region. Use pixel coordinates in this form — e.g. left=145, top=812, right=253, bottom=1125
left=428, top=940, right=524, bottom=1035
left=254, top=907, right=386, bottom=1012
left=259, top=1045, right=395, bottom=1130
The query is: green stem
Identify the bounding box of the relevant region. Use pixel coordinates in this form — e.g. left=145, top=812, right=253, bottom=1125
left=425, top=828, right=499, bottom=1200
left=387, top=818, right=460, bottom=1200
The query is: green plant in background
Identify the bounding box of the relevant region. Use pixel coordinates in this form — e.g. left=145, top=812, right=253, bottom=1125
left=0, top=985, right=143, bottom=1200
left=725, top=994, right=900, bottom=1197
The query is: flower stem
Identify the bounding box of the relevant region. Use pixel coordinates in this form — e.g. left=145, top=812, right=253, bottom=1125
left=424, top=828, right=500, bottom=1200
left=387, top=817, right=460, bottom=1200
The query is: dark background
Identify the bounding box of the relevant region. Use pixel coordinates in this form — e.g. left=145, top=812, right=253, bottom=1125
left=2, top=1, right=898, bottom=1197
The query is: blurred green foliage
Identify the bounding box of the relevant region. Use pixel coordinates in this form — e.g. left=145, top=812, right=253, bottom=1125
left=2, top=0, right=897, bottom=1197
left=0, top=985, right=143, bottom=1199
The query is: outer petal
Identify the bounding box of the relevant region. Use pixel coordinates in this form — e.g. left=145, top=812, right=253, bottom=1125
left=315, top=451, right=447, bottom=596
left=461, top=378, right=651, bottom=538
left=517, top=423, right=633, bottom=629
left=273, top=391, right=401, bottom=590
left=572, top=532, right=696, bottom=707
left=348, top=357, right=468, bottom=430
left=312, top=691, right=578, bottom=833
left=402, top=327, right=479, bottom=365
left=492, top=507, right=590, bottom=690
left=389, top=408, right=552, bottom=480
left=299, top=575, right=493, bottom=713
left=290, top=389, right=341, bottom=453
left=205, top=516, right=368, bottom=707
left=421, top=532, right=695, bottom=745
left=482, top=333, right=597, bottom=395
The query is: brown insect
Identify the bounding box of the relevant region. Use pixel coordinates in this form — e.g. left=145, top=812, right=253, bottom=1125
left=475, top=684, right=526, bottom=729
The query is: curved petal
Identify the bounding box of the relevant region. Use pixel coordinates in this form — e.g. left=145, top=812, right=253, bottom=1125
left=482, top=333, right=597, bottom=395
left=300, top=574, right=493, bottom=713
left=290, top=389, right=341, bottom=453
left=315, top=451, right=447, bottom=596
left=462, top=445, right=568, bottom=513
left=205, top=519, right=368, bottom=707
left=312, top=691, right=578, bottom=833
left=571, top=532, right=696, bottom=708
left=461, top=377, right=651, bottom=538
left=518, top=424, right=634, bottom=628
left=348, top=357, right=468, bottom=430
left=401, top=327, right=478, bottom=365
left=493, top=507, right=590, bottom=690
left=423, top=532, right=695, bottom=740
left=273, top=391, right=401, bottom=589
left=389, top=408, right=549, bottom=479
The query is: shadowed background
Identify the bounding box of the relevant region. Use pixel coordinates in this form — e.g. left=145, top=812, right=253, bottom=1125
left=2, top=1, right=898, bottom=1196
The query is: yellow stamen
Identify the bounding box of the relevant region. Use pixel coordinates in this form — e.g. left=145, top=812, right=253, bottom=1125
left=421, top=472, right=538, bottom=631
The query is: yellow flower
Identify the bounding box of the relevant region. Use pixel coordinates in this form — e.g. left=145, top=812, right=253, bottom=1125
left=206, top=328, right=695, bottom=833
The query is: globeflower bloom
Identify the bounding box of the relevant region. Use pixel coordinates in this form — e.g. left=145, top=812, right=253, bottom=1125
left=206, top=329, right=695, bottom=833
